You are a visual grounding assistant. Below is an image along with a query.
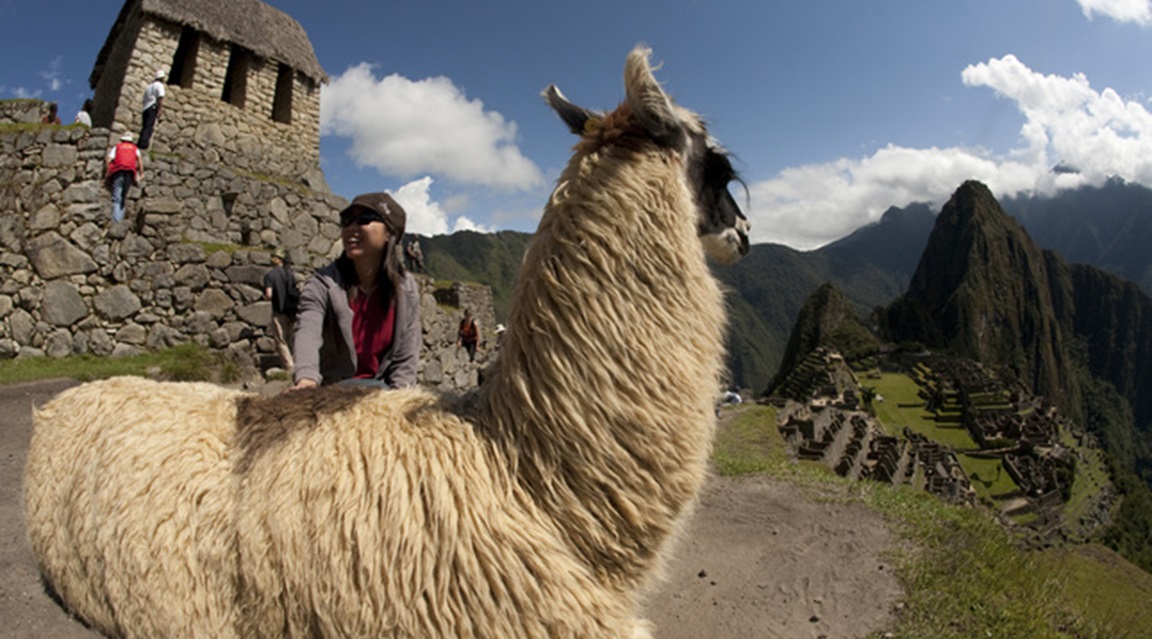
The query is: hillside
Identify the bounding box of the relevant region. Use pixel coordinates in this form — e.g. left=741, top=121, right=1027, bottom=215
left=1003, top=179, right=1152, bottom=295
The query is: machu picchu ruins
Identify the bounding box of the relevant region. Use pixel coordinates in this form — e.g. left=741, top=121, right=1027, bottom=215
left=770, top=347, right=1109, bottom=541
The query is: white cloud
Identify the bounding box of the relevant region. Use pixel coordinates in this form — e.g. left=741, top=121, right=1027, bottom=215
left=1077, top=0, right=1152, bottom=26
left=749, top=147, right=1036, bottom=250
left=0, top=85, right=40, bottom=99
left=962, top=54, right=1152, bottom=184
left=749, top=55, right=1152, bottom=250
left=388, top=176, right=491, bottom=237
left=321, top=64, right=543, bottom=191
left=39, top=56, right=64, bottom=92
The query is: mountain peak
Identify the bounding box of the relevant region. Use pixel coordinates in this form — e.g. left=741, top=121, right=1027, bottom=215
left=884, top=180, right=1072, bottom=401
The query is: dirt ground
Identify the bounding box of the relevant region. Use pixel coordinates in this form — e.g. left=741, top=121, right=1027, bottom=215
left=0, top=380, right=903, bottom=639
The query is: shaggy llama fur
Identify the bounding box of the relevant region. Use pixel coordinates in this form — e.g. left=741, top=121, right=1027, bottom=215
left=24, top=46, right=748, bottom=638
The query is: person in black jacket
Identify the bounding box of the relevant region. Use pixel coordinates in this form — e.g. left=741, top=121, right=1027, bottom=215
left=263, top=249, right=299, bottom=370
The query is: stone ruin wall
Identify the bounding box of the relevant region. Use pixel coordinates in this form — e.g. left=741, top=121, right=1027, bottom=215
left=93, top=13, right=324, bottom=190
left=0, top=119, right=496, bottom=391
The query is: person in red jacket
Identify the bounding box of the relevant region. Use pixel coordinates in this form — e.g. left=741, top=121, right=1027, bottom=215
left=105, top=132, right=142, bottom=223
left=457, top=308, right=480, bottom=362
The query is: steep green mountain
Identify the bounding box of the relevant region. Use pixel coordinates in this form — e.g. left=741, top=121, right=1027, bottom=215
left=880, top=181, right=1075, bottom=405
left=710, top=206, right=933, bottom=389
left=774, top=180, right=1152, bottom=571
left=417, top=230, right=533, bottom=321
left=764, top=283, right=879, bottom=397
left=878, top=180, right=1152, bottom=480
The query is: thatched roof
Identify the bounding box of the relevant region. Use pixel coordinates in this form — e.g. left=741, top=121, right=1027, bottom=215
left=91, top=0, right=327, bottom=89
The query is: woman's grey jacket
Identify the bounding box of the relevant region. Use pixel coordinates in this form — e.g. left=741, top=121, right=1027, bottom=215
left=292, top=262, right=421, bottom=388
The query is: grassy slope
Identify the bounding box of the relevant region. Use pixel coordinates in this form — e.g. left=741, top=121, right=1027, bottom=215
left=713, top=401, right=1151, bottom=638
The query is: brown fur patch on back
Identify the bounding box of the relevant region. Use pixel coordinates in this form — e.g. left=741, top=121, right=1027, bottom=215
left=575, top=104, right=652, bottom=155
left=234, top=386, right=377, bottom=474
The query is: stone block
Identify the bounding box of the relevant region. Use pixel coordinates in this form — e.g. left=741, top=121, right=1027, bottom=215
left=174, top=263, right=211, bottom=289
left=167, top=243, right=206, bottom=264
left=225, top=264, right=266, bottom=287
left=114, top=323, right=147, bottom=345
left=95, top=284, right=142, bottom=321
left=25, top=231, right=98, bottom=279
left=195, top=288, right=234, bottom=319
left=30, top=205, right=61, bottom=231
left=235, top=301, right=271, bottom=327
left=41, top=281, right=88, bottom=327
left=42, top=144, right=78, bottom=168
left=144, top=198, right=183, bottom=214
left=45, top=329, right=73, bottom=358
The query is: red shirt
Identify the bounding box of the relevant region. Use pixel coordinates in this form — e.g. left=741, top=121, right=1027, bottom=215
left=106, top=142, right=139, bottom=178
left=349, top=286, right=396, bottom=379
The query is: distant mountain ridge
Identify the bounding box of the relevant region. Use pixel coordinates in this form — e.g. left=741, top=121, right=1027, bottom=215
left=416, top=181, right=1152, bottom=397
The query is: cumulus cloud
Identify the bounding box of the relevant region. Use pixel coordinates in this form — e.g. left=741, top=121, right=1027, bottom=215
left=321, top=64, right=543, bottom=191
left=749, top=147, right=1036, bottom=249
left=0, top=85, right=40, bottom=99
left=750, top=55, right=1152, bottom=249
left=388, top=177, right=490, bottom=237
left=1077, top=0, right=1152, bottom=26
left=961, top=55, right=1152, bottom=183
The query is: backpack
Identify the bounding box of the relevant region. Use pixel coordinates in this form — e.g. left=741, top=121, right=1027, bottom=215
left=459, top=318, right=478, bottom=342
left=284, top=286, right=301, bottom=318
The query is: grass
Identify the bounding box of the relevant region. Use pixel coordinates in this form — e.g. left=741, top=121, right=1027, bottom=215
left=870, top=372, right=938, bottom=436
left=871, top=372, right=1024, bottom=507
left=0, top=343, right=228, bottom=385
left=1038, top=544, right=1152, bottom=638
left=713, top=403, right=1136, bottom=639
left=712, top=404, right=789, bottom=476
left=959, top=453, right=1020, bottom=499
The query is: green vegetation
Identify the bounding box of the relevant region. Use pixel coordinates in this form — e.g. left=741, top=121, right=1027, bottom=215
left=1039, top=544, right=1152, bottom=637
left=0, top=343, right=228, bottom=385
left=959, top=453, right=1019, bottom=500
left=713, top=404, right=1140, bottom=638
left=712, top=404, right=788, bottom=475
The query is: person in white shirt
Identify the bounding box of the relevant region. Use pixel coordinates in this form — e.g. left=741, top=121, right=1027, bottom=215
left=74, top=99, right=93, bottom=127
left=139, top=70, right=166, bottom=149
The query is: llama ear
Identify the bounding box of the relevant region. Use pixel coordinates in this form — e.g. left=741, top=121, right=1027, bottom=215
left=543, top=85, right=602, bottom=136
left=624, top=46, right=685, bottom=149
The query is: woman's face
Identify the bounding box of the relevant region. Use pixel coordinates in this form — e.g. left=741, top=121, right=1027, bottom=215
left=340, top=206, right=390, bottom=264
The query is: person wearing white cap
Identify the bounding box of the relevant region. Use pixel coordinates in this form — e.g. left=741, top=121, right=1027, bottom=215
left=105, top=132, right=142, bottom=223
left=138, top=69, right=166, bottom=149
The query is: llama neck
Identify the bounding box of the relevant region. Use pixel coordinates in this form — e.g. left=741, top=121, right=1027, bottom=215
left=481, top=146, right=727, bottom=590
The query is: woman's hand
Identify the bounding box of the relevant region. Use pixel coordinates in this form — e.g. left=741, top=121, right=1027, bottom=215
left=290, top=378, right=319, bottom=391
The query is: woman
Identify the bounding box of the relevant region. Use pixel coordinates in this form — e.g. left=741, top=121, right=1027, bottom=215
left=291, top=192, right=421, bottom=389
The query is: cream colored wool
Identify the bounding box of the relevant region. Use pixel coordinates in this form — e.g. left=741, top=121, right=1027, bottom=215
left=24, top=47, right=740, bottom=638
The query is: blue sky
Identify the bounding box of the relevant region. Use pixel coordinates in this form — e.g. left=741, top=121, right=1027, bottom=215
left=3, top=0, right=1152, bottom=248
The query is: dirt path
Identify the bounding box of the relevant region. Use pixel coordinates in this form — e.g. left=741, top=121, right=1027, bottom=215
left=0, top=381, right=902, bottom=638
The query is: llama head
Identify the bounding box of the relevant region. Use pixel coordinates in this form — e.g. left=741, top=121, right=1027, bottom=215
left=543, top=46, right=750, bottom=265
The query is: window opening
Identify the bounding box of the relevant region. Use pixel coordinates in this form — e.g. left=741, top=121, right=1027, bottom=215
left=222, top=45, right=251, bottom=107
left=272, top=63, right=293, bottom=124
left=169, top=26, right=199, bottom=88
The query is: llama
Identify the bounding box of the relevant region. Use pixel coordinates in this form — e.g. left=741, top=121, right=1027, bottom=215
left=23, top=46, right=749, bottom=638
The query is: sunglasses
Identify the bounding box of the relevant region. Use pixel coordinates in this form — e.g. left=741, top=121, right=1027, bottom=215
left=340, top=210, right=385, bottom=227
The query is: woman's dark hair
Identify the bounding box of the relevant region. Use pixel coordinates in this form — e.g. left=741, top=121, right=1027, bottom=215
left=335, top=234, right=407, bottom=309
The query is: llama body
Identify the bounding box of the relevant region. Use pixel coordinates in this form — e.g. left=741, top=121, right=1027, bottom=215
left=24, top=47, right=749, bottom=638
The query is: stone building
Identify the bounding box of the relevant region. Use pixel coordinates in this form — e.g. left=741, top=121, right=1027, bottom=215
left=89, top=0, right=328, bottom=189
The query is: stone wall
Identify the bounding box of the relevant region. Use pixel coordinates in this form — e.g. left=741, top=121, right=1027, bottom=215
left=0, top=100, right=45, bottom=125
left=0, top=120, right=496, bottom=392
